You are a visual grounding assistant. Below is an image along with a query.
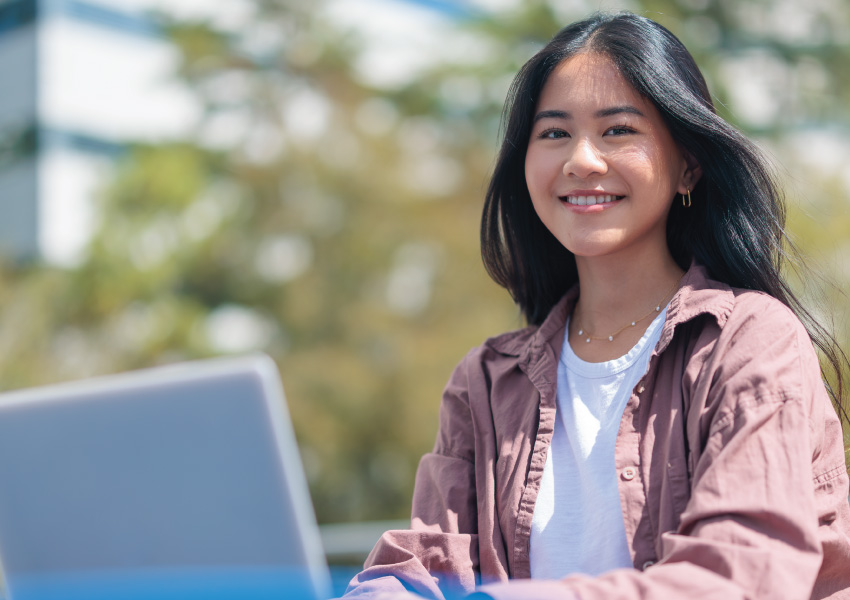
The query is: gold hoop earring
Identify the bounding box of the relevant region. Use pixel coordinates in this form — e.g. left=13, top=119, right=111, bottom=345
left=682, top=188, right=692, bottom=207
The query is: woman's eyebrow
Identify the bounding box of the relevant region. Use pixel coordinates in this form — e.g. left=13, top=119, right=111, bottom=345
left=595, top=105, right=645, bottom=118
left=533, top=105, right=645, bottom=123
left=533, top=109, right=570, bottom=123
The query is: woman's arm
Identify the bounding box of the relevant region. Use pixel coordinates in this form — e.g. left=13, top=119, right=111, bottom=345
left=343, top=351, right=483, bottom=600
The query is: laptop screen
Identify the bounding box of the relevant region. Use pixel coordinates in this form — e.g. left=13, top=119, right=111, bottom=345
left=0, top=355, right=331, bottom=600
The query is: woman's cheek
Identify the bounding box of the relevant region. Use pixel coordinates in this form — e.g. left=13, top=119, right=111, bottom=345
left=525, top=152, right=557, bottom=197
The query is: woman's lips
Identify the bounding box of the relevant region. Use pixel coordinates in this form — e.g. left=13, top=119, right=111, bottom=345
left=558, top=194, right=625, bottom=213
left=560, top=194, right=623, bottom=206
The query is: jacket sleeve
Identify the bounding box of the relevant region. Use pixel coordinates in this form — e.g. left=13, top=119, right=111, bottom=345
left=470, top=298, right=845, bottom=600
left=342, top=351, right=482, bottom=600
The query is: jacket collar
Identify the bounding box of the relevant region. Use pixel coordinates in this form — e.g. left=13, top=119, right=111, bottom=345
left=490, top=260, right=736, bottom=366
left=656, top=260, right=735, bottom=354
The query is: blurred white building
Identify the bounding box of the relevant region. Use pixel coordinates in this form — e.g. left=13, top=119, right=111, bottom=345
left=0, top=0, right=200, bottom=265
left=0, top=0, right=467, bottom=266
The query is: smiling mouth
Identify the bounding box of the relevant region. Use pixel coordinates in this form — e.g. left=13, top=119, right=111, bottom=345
left=560, top=194, right=624, bottom=206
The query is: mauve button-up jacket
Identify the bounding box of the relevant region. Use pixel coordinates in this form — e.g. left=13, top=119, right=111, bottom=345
left=344, top=263, right=850, bottom=599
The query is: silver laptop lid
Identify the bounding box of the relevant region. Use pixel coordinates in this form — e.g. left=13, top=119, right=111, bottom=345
left=0, top=354, right=331, bottom=600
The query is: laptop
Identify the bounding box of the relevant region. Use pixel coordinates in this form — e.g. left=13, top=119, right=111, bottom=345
left=0, top=354, right=333, bottom=600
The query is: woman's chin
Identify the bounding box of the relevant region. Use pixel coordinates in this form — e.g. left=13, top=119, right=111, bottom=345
left=562, top=236, right=628, bottom=259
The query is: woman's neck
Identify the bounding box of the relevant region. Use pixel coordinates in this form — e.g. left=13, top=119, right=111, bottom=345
left=569, top=249, right=684, bottom=362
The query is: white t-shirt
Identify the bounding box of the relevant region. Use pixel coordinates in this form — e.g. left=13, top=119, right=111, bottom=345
left=529, top=307, right=667, bottom=579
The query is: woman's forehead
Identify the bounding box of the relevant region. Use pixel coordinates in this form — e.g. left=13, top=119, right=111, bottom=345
left=537, top=53, right=648, bottom=113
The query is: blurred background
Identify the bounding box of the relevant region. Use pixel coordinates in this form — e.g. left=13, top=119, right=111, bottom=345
left=0, top=0, right=848, bottom=581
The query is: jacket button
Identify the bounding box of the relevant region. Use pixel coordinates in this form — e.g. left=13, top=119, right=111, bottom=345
left=642, top=560, right=655, bottom=570
left=622, top=467, right=637, bottom=481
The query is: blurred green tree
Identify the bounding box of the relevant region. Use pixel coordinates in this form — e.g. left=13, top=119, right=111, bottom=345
left=0, top=0, right=846, bottom=523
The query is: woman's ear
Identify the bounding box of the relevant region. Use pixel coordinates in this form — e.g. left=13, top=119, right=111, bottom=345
left=678, top=151, right=702, bottom=193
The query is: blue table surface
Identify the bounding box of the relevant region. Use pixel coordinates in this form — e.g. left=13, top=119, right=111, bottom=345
left=0, top=566, right=362, bottom=600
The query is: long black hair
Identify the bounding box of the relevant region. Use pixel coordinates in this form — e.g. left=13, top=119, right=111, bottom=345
left=481, top=11, right=849, bottom=424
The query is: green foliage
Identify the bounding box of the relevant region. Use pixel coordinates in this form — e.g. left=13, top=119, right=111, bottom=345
left=0, top=0, right=847, bottom=522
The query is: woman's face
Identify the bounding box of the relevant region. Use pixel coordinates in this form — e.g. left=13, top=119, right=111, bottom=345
left=525, top=52, right=698, bottom=262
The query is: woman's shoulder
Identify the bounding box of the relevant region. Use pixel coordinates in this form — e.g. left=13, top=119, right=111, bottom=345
left=690, top=282, right=817, bottom=378
left=449, top=305, right=570, bottom=387
left=450, top=325, right=538, bottom=380
left=481, top=325, right=539, bottom=356
left=683, top=263, right=806, bottom=339
left=725, top=286, right=809, bottom=339
left=472, top=292, right=573, bottom=361
left=694, top=284, right=826, bottom=409
left=672, top=267, right=824, bottom=404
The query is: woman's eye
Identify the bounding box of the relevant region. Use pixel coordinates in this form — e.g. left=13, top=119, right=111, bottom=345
left=539, top=128, right=569, bottom=139
left=605, top=125, right=634, bottom=136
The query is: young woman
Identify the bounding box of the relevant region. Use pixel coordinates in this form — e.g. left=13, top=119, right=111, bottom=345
left=343, top=12, right=850, bottom=600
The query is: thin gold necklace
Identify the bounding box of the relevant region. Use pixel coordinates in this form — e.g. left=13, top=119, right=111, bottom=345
left=574, top=278, right=680, bottom=344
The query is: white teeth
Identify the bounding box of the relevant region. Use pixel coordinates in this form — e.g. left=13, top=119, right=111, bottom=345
left=565, top=194, right=618, bottom=205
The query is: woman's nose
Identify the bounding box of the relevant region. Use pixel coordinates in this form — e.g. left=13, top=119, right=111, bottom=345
left=562, top=138, right=607, bottom=178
